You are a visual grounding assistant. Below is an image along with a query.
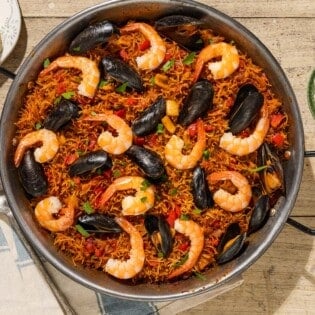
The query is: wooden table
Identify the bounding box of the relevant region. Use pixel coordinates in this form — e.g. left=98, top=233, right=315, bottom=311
left=0, top=1, right=314, bottom=314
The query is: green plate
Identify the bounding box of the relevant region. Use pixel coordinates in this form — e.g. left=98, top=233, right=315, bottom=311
left=308, top=69, right=315, bottom=119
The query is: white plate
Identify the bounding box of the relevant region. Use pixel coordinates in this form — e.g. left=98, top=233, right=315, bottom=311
left=0, top=0, right=22, bottom=65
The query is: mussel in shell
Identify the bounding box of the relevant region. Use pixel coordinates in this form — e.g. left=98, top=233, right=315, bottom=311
left=258, top=142, right=285, bottom=194
left=216, top=222, right=246, bottom=265
left=248, top=188, right=270, bottom=234
left=77, top=213, right=122, bottom=234
left=126, top=145, right=166, bottom=180
left=69, top=150, right=112, bottom=177
left=144, top=214, right=173, bottom=257
left=132, top=96, right=166, bottom=136
left=101, top=56, right=144, bottom=92
left=228, top=84, right=264, bottom=135
left=177, top=80, right=214, bottom=126
left=69, top=20, right=117, bottom=54
left=43, top=99, right=80, bottom=132
left=18, top=150, right=48, bottom=197
left=155, top=15, right=204, bottom=51
left=191, top=166, right=213, bottom=210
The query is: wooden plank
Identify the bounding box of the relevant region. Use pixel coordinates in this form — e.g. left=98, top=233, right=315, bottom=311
left=18, top=0, right=315, bottom=18
left=179, top=218, right=315, bottom=315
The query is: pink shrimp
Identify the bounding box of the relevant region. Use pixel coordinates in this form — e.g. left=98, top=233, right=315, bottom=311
left=14, top=129, right=59, bottom=167
left=193, top=42, right=239, bottom=82
left=209, top=171, right=252, bottom=212
left=165, top=119, right=206, bottom=169
left=168, top=219, right=204, bottom=279
left=105, top=217, right=145, bottom=279
left=40, top=55, right=100, bottom=98
left=219, top=107, right=270, bottom=156
left=120, top=22, right=166, bottom=70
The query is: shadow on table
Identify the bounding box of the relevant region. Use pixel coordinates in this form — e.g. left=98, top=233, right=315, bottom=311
left=180, top=160, right=315, bottom=315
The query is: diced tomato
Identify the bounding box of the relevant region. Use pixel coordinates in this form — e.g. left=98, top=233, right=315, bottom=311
left=270, top=113, right=285, bottom=129
left=88, top=139, right=97, bottom=151
left=120, top=49, right=129, bottom=61
left=102, top=169, right=113, bottom=179
left=163, top=52, right=172, bottom=62
left=211, top=220, right=221, bottom=229
left=56, top=82, right=67, bottom=95
left=126, top=97, right=138, bottom=106
left=226, top=97, right=234, bottom=108
left=272, top=132, right=285, bottom=147
left=147, top=134, right=158, bottom=147
left=85, top=241, right=95, bottom=254
left=114, top=108, right=126, bottom=118
left=64, top=153, right=77, bottom=165
left=139, top=39, right=151, bottom=51
left=167, top=205, right=181, bottom=227
left=187, top=122, right=198, bottom=137
left=204, top=124, right=215, bottom=132
left=73, top=177, right=81, bottom=185
left=178, top=242, right=190, bottom=251
left=240, top=129, right=250, bottom=138
left=134, top=136, right=145, bottom=146
left=95, top=248, right=104, bottom=257
left=211, top=238, right=219, bottom=247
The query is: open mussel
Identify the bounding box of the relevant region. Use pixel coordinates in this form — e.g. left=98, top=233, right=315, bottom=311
left=77, top=213, right=122, bottom=234
left=126, top=145, right=166, bottom=180
left=228, top=84, right=264, bottom=135
left=18, top=150, right=48, bottom=197
left=144, top=214, right=173, bottom=257
left=69, top=20, right=117, bottom=54
left=155, top=15, right=204, bottom=51
left=132, top=96, right=166, bottom=136
left=216, top=223, right=246, bottom=265
left=177, top=80, right=213, bottom=126
left=191, top=166, right=213, bottom=210
left=258, top=142, right=285, bottom=194
left=248, top=188, right=270, bottom=234
left=43, top=99, right=80, bottom=131
left=101, top=56, right=144, bottom=92
left=69, top=150, right=112, bottom=177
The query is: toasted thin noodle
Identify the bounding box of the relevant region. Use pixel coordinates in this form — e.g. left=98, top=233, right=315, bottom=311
left=14, top=22, right=288, bottom=284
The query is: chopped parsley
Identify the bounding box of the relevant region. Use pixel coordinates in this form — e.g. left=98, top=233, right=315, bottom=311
left=62, top=91, right=75, bottom=99
left=192, top=208, right=202, bottom=215
left=140, top=196, right=148, bottom=203
left=140, top=179, right=151, bottom=191
left=35, top=122, right=42, bottom=130
left=169, top=188, right=178, bottom=196
left=249, top=165, right=268, bottom=173
left=72, top=46, right=81, bottom=52
left=180, top=214, right=190, bottom=221
left=194, top=271, right=206, bottom=280
left=99, top=80, right=109, bottom=88
left=83, top=201, right=94, bottom=214
left=75, top=224, right=90, bottom=237
left=156, top=123, right=164, bottom=134
left=116, top=82, right=128, bottom=93
left=113, top=169, right=121, bottom=178
left=183, top=52, right=196, bottom=65
left=203, top=149, right=210, bottom=160
left=162, top=59, right=175, bottom=72
left=43, top=58, right=50, bottom=68
left=173, top=253, right=189, bottom=267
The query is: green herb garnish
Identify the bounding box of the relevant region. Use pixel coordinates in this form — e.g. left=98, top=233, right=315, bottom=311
left=83, top=201, right=94, bottom=214
left=169, top=188, right=178, bottom=196
left=162, top=59, right=175, bottom=72
left=249, top=165, right=268, bottom=173
left=173, top=253, right=189, bottom=267
left=193, top=208, right=202, bottom=215
left=140, top=179, right=151, bottom=191
left=62, top=91, right=75, bottom=99
left=35, top=122, right=42, bottom=130
left=99, top=80, right=109, bottom=88
left=75, top=224, right=90, bottom=237
left=54, top=96, right=62, bottom=105
left=113, top=169, right=121, bottom=178
left=43, top=58, right=50, bottom=68
left=203, top=149, right=210, bottom=160
left=116, top=82, right=128, bottom=93
left=194, top=271, right=206, bottom=280
left=180, top=214, right=190, bottom=221
left=140, top=196, right=148, bottom=203
left=156, top=123, right=164, bottom=134
left=183, top=52, right=196, bottom=65
left=150, top=76, right=155, bottom=85
left=72, top=46, right=81, bottom=52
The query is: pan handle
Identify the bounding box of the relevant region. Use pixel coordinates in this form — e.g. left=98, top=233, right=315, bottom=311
left=0, top=67, right=16, bottom=79
left=286, top=151, right=315, bottom=235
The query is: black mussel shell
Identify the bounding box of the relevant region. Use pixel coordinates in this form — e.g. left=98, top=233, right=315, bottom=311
left=144, top=214, right=173, bottom=257
left=132, top=96, right=166, bottom=136
left=69, top=150, right=112, bottom=177
left=248, top=193, right=270, bottom=234
left=177, top=80, right=214, bottom=126
left=77, top=213, right=122, bottom=233
left=191, top=166, right=214, bottom=209
left=126, top=145, right=166, bottom=180
left=258, top=143, right=285, bottom=194
left=69, top=20, right=117, bottom=54
left=43, top=99, right=80, bottom=132
left=216, top=223, right=246, bottom=265
left=18, top=150, right=48, bottom=197
left=101, top=56, right=144, bottom=92
left=155, top=15, right=204, bottom=51
left=228, top=84, right=264, bottom=135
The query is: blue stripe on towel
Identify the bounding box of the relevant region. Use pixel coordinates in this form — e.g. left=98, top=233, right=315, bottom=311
left=97, top=293, right=158, bottom=315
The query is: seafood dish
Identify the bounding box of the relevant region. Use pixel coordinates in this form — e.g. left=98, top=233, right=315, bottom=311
left=12, top=15, right=289, bottom=283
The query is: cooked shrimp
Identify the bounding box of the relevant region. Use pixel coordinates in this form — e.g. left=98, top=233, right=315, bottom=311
left=209, top=171, right=252, bottom=212
left=165, top=119, right=206, bottom=169
left=219, top=107, right=270, bottom=156
left=193, top=42, right=239, bottom=82
left=105, top=217, right=145, bottom=279
left=83, top=113, right=132, bottom=154
left=34, top=195, right=77, bottom=232
left=14, top=129, right=59, bottom=167
left=120, top=22, right=166, bottom=70
left=168, top=219, right=204, bottom=279
left=40, top=55, right=100, bottom=98
left=99, top=176, right=155, bottom=215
